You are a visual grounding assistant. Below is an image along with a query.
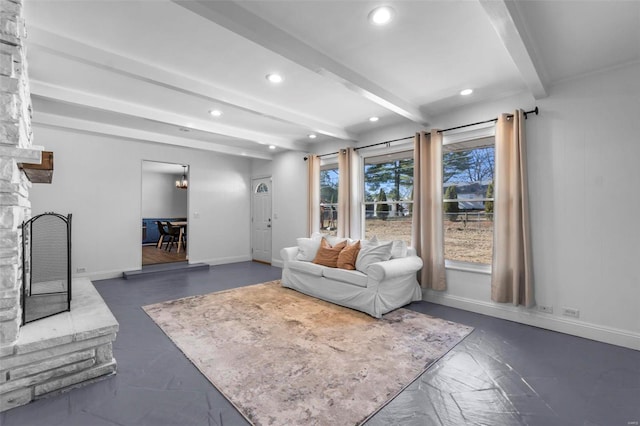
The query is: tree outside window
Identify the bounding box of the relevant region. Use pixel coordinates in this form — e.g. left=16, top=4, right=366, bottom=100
left=363, top=151, right=413, bottom=244
left=442, top=142, right=494, bottom=264
left=320, top=166, right=338, bottom=236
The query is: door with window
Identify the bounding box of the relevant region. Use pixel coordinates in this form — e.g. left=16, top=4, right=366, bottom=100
left=251, top=177, right=272, bottom=264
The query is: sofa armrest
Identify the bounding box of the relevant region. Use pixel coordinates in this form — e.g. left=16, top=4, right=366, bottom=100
left=367, top=256, right=423, bottom=282
left=280, top=246, right=299, bottom=262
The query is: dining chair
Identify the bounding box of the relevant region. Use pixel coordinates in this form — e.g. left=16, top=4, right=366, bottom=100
left=165, top=222, right=181, bottom=252
left=155, top=221, right=172, bottom=250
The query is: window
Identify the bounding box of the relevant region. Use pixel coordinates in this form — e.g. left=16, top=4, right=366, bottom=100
left=363, top=151, right=413, bottom=244
left=255, top=183, right=269, bottom=193
left=320, top=164, right=338, bottom=236
left=442, top=138, right=494, bottom=264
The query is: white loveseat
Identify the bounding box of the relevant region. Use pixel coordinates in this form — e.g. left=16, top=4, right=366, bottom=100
left=280, top=237, right=423, bottom=318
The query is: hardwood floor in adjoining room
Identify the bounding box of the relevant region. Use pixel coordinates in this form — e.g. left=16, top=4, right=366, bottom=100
left=1, top=262, right=638, bottom=426
left=142, top=245, right=186, bottom=266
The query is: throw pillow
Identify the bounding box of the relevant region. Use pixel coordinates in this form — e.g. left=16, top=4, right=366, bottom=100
left=337, top=240, right=361, bottom=270
left=390, top=240, right=408, bottom=258
left=360, top=235, right=378, bottom=247
left=296, top=236, right=322, bottom=261
left=312, top=238, right=347, bottom=268
left=355, top=240, right=393, bottom=273
left=326, top=235, right=348, bottom=247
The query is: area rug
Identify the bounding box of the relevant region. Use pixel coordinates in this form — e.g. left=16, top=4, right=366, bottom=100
left=143, top=280, right=473, bottom=425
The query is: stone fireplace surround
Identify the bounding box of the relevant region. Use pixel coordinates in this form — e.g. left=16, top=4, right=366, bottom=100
left=0, top=279, right=118, bottom=411
left=1, top=0, right=118, bottom=412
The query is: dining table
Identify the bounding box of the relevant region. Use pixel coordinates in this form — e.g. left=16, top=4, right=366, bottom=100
left=169, top=221, right=187, bottom=253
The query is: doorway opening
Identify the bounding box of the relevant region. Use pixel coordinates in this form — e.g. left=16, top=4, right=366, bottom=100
left=141, top=161, right=189, bottom=266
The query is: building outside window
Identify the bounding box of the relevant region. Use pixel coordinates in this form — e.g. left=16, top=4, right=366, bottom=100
left=363, top=151, right=414, bottom=244
left=320, top=164, right=339, bottom=236
left=442, top=139, right=495, bottom=265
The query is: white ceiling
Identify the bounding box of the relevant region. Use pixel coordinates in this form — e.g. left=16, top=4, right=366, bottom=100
left=23, top=0, right=640, bottom=159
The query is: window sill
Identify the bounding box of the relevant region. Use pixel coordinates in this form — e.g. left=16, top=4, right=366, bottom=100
left=445, top=260, right=492, bottom=275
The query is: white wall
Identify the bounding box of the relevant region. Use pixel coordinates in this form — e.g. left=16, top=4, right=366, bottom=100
left=253, top=151, right=307, bottom=267
left=29, top=126, right=253, bottom=278
left=414, top=64, right=640, bottom=348
left=141, top=169, right=187, bottom=218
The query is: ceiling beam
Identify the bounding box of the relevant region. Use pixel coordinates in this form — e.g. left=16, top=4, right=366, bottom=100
left=33, top=111, right=274, bottom=160
left=479, top=0, right=547, bottom=99
left=30, top=80, right=303, bottom=151
left=27, top=26, right=354, bottom=141
left=173, top=0, right=431, bottom=125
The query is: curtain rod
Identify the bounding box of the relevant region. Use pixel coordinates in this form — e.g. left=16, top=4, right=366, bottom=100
left=304, top=150, right=340, bottom=160
left=353, top=106, right=539, bottom=152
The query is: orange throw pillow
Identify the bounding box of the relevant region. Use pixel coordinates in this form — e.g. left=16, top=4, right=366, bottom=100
left=337, top=240, right=361, bottom=270
left=312, top=238, right=347, bottom=268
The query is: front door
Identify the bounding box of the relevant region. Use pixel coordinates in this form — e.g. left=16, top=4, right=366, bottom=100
left=251, top=177, right=272, bottom=264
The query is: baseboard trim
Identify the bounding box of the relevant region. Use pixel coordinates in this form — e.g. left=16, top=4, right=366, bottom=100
left=271, top=259, right=284, bottom=268
left=201, top=254, right=252, bottom=266
left=78, top=269, right=130, bottom=281
left=79, top=255, right=253, bottom=281
left=423, top=291, right=640, bottom=351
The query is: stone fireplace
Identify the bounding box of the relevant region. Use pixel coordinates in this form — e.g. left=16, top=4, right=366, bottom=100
left=1, top=0, right=117, bottom=411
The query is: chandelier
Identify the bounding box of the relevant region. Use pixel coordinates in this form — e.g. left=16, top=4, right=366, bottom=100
left=175, top=165, right=188, bottom=189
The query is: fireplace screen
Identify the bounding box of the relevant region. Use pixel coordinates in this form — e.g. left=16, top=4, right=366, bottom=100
left=21, top=213, right=72, bottom=324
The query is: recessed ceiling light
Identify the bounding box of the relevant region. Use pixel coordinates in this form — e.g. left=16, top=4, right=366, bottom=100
left=369, top=116, right=379, bottom=122
left=369, top=6, right=394, bottom=26
left=460, top=89, right=473, bottom=96
left=266, top=73, right=283, bottom=84
left=209, top=109, right=222, bottom=117
left=308, top=134, right=317, bottom=139
left=268, top=145, right=276, bottom=150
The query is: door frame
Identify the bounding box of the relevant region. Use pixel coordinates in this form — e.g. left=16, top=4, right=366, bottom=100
left=140, top=160, right=190, bottom=268
left=250, top=175, right=273, bottom=264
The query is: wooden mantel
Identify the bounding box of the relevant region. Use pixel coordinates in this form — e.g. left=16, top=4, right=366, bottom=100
left=19, top=151, right=54, bottom=183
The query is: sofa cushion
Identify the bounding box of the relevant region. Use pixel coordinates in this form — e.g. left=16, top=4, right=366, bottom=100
left=287, top=260, right=326, bottom=277
left=313, top=238, right=347, bottom=268
left=355, top=240, right=393, bottom=273
left=322, top=267, right=368, bottom=288
left=337, top=240, right=360, bottom=270
left=390, top=240, right=408, bottom=258
left=296, top=236, right=322, bottom=261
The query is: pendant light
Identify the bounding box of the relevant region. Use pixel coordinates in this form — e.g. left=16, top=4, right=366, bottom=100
left=176, top=165, right=188, bottom=189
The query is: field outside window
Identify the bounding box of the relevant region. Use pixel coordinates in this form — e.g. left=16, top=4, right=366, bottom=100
left=363, top=151, right=413, bottom=245
left=443, top=141, right=494, bottom=264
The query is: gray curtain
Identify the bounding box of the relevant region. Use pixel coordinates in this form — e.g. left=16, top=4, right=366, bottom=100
left=412, top=130, right=446, bottom=290
left=491, top=110, right=534, bottom=306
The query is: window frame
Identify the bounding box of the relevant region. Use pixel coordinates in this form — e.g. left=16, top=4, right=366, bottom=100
left=359, top=142, right=415, bottom=243
left=319, top=159, right=339, bottom=234
left=442, top=123, right=495, bottom=271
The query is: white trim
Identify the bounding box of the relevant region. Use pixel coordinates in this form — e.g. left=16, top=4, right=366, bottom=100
left=200, top=254, right=252, bottom=266
left=356, top=140, right=414, bottom=159
left=442, top=121, right=495, bottom=145
left=79, top=269, right=130, bottom=280
left=79, top=254, right=252, bottom=280
left=445, top=260, right=491, bottom=275
left=423, top=291, right=640, bottom=351
left=271, top=259, right=284, bottom=268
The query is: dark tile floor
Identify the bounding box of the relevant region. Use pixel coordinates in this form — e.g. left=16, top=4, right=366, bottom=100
left=2, top=261, right=638, bottom=426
